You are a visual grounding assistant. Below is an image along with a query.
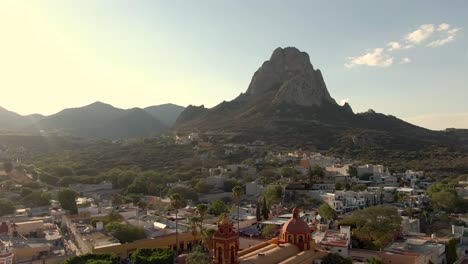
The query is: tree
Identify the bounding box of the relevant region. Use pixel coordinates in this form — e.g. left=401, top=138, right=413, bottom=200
left=186, top=245, right=210, bottom=264
left=351, top=184, right=367, bottom=192
left=320, top=253, right=352, bottom=264
left=195, top=180, right=211, bottom=194
left=168, top=186, right=198, bottom=202
left=196, top=204, right=209, bottom=232
left=170, top=193, right=187, bottom=253
left=255, top=202, right=261, bottom=221
left=189, top=216, right=201, bottom=241
left=131, top=248, right=174, bottom=264
left=367, top=257, right=383, bottom=264
left=0, top=199, right=14, bottom=216
left=262, top=224, right=277, bottom=238
left=232, top=185, right=243, bottom=232
left=104, top=222, right=145, bottom=243
left=263, top=184, right=282, bottom=206
left=210, top=199, right=228, bottom=216
left=57, top=188, right=79, bottom=214
left=280, top=167, right=296, bottom=178
left=347, top=166, right=358, bottom=178
left=446, top=238, right=458, bottom=264
left=432, top=191, right=458, bottom=212
left=262, top=196, right=269, bottom=220
left=335, top=182, right=343, bottom=190
left=340, top=206, right=401, bottom=249
left=201, top=228, right=217, bottom=252
left=318, top=203, right=336, bottom=222
left=62, top=253, right=119, bottom=264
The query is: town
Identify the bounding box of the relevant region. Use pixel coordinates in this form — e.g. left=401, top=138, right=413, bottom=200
left=0, top=137, right=467, bottom=264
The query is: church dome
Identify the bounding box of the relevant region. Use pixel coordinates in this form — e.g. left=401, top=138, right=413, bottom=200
left=281, top=208, right=310, bottom=235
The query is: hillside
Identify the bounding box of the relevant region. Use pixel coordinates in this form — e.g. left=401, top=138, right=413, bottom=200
left=175, top=47, right=462, bottom=151
left=144, top=103, right=185, bottom=127
left=0, top=102, right=184, bottom=139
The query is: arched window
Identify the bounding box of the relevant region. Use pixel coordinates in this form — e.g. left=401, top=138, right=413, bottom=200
left=230, top=246, right=235, bottom=262
left=299, top=235, right=304, bottom=243
left=288, top=235, right=293, bottom=243
left=218, top=247, right=223, bottom=263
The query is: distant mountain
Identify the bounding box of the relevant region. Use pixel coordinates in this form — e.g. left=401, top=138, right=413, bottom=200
left=0, top=106, right=36, bottom=131
left=144, top=103, right=185, bottom=127
left=0, top=102, right=178, bottom=139
left=175, top=47, right=461, bottom=150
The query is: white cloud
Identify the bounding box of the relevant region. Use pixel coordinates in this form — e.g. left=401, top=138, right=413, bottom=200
left=339, top=98, right=349, bottom=106
left=400, top=57, right=411, bottom=64
left=387, top=41, right=401, bottom=51
left=345, top=23, right=461, bottom=68
left=427, top=27, right=461, bottom=47
left=345, top=48, right=393, bottom=68
left=405, top=24, right=435, bottom=44
left=404, top=113, right=468, bottom=130
left=437, top=23, right=450, bottom=31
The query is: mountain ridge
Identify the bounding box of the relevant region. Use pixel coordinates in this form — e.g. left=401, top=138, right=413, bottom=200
left=174, top=47, right=460, bottom=150
left=0, top=102, right=185, bottom=139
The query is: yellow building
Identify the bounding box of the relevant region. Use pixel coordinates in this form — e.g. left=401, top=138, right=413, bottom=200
left=93, top=232, right=198, bottom=259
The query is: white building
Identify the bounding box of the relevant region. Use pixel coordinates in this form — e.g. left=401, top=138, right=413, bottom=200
left=357, top=164, right=385, bottom=177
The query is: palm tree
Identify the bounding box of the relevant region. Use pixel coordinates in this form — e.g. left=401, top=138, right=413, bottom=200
left=232, top=185, right=243, bottom=232
left=196, top=204, right=208, bottom=232
left=202, top=228, right=217, bottom=254
left=189, top=216, right=201, bottom=243
left=170, top=193, right=186, bottom=254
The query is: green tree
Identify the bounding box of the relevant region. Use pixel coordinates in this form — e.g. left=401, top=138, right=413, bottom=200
left=186, top=246, right=210, bottom=264
left=195, top=180, right=211, bottom=194
left=131, top=248, right=174, bottom=264
left=262, top=224, right=277, bottom=238
left=262, top=196, right=269, bottom=220
left=189, top=216, right=201, bottom=241
left=367, top=257, right=383, bottom=264
left=318, top=203, right=337, bottom=222
left=104, top=222, right=146, bottom=243
left=0, top=199, right=14, bottom=216
left=62, top=253, right=119, bottom=264
left=263, top=184, right=282, bottom=205
left=432, top=191, right=458, bottom=212
left=351, top=184, right=367, bottom=192
left=340, top=206, right=401, bottom=249
left=446, top=238, right=458, bottom=264
left=232, top=185, right=243, bottom=232
left=347, top=166, right=358, bottom=178
left=280, top=167, right=296, bottom=178
left=201, top=228, right=216, bottom=252
left=196, top=204, right=209, bottom=232
left=58, top=188, right=79, bottom=214
left=170, top=193, right=187, bottom=253
left=168, top=186, right=199, bottom=202
left=256, top=202, right=261, bottom=221
left=20, top=187, right=33, bottom=198
left=210, top=199, right=228, bottom=216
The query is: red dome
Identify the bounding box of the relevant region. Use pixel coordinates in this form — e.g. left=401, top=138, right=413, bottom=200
left=281, top=208, right=310, bottom=235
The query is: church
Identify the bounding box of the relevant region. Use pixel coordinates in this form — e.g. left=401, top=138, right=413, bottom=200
left=212, top=208, right=328, bottom=264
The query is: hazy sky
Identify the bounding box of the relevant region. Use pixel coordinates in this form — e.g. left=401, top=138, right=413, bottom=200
left=1, top=1, right=467, bottom=130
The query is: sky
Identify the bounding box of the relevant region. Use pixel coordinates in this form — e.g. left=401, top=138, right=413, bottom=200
left=0, top=1, right=467, bottom=130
